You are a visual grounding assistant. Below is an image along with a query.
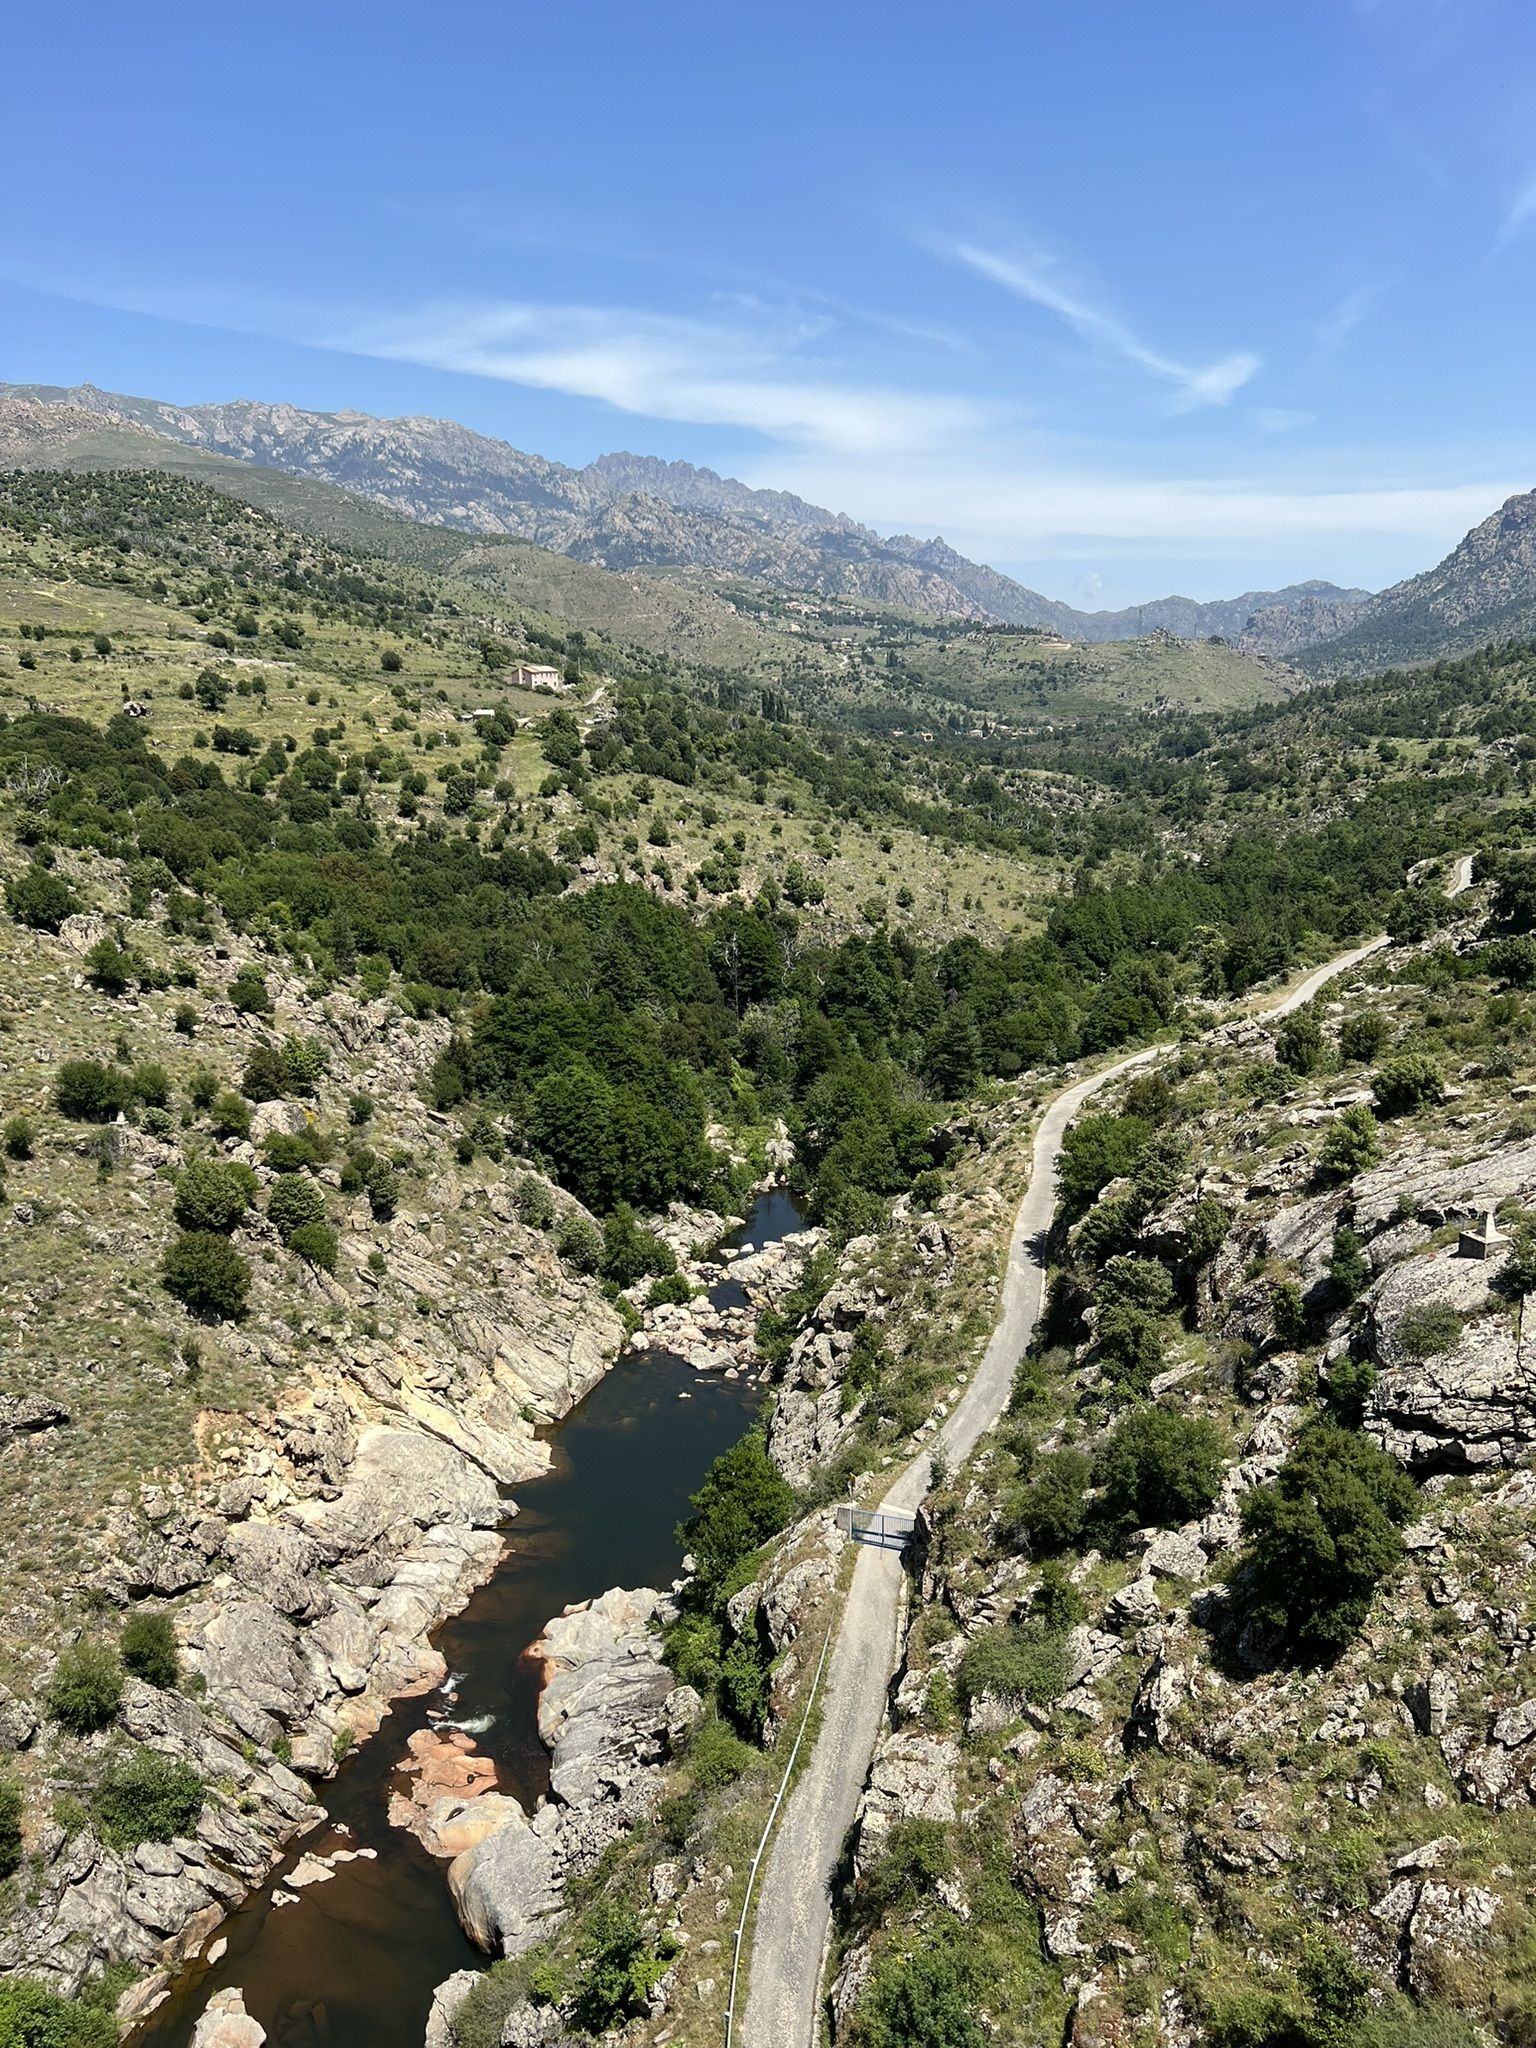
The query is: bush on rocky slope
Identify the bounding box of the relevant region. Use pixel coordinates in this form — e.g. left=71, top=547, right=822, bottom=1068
left=1231, top=1424, right=1419, bottom=1665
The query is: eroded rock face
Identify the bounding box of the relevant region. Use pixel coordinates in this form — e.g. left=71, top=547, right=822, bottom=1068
left=12, top=1291, right=621, bottom=1990
left=765, top=1245, right=917, bottom=1485
left=447, top=1587, right=687, bottom=1959
left=854, top=1733, right=959, bottom=1872
left=534, top=1588, right=675, bottom=1807
left=0, top=1677, right=315, bottom=1990
left=1366, top=1316, right=1536, bottom=1472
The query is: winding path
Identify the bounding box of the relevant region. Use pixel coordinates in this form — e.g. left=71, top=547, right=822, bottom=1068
left=733, top=926, right=1418, bottom=2048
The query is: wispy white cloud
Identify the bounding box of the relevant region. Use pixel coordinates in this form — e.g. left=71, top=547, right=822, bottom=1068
left=946, top=241, right=1259, bottom=410
left=330, top=299, right=991, bottom=456
left=1312, top=280, right=1388, bottom=356
left=1496, top=173, right=1536, bottom=246
left=1255, top=408, right=1317, bottom=435
left=743, top=453, right=1521, bottom=557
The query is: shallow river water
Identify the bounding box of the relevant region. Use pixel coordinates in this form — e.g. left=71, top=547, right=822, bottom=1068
left=134, top=1188, right=800, bottom=2048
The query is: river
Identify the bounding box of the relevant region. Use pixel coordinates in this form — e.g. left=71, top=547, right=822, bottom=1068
left=134, top=1187, right=801, bottom=2048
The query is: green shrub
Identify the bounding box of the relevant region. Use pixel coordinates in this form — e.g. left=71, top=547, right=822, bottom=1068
left=514, top=1175, right=555, bottom=1230
left=957, top=1619, right=1074, bottom=1712
left=1234, top=1423, right=1417, bottom=1664
left=162, top=1230, right=251, bottom=1321
left=279, top=1035, right=326, bottom=1094
left=5, top=864, right=77, bottom=933
left=1272, top=1279, right=1308, bottom=1349
left=1074, top=1192, right=1140, bottom=1265
left=849, top=1944, right=983, bottom=2048
left=1000, top=1448, right=1091, bottom=1555
left=1372, top=1053, right=1444, bottom=1118
left=130, top=1061, right=171, bottom=1110
left=1395, top=1302, right=1463, bottom=1359
left=1318, top=1103, right=1382, bottom=1180
left=1339, top=1009, right=1392, bottom=1063
left=1185, top=1194, right=1231, bottom=1265
left=854, top=1817, right=953, bottom=1926
left=648, top=1271, right=695, bottom=1307
left=241, top=1043, right=288, bottom=1102
left=1500, top=1221, right=1536, bottom=1300
left=686, top=1715, right=757, bottom=1790
left=564, top=1904, right=678, bottom=2037
left=450, top=1957, right=546, bottom=2048
left=0, top=1776, right=21, bottom=1878
left=84, top=938, right=137, bottom=995
left=1094, top=1303, right=1165, bottom=1395
left=0, top=1976, right=117, bottom=2048
left=1275, top=1011, right=1325, bottom=1074
left=601, top=1204, right=676, bottom=1287
left=556, top=1212, right=603, bottom=1273
left=209, top=1090, right=251, bottom=1140
left=286, top=1221, right=338, bottom=1272
left=46, top=1642, right=123, bottom=1734
left=120, top=1611, right=180, bottom=1689
left=1057, top=1113, right=1151, bottom=1221
left=1097, top=1255, right=1175, bottom=1313
left=1094, top=1404, right=1226, bottom=1535
left=92, top=1749, right=204, bottom=1849
left=1031, top=1559, right=1088, bottom=1632
left=227, top=966, right=271, bottom=1015
left=1328, top=1225, right=1370, bottom=1305
left=267, top=1174, right=327, bottom=1239
left=342, top=1147, right=399, bottom=1220
left=262, top=1129, right=326, bottom=1172
left=173, top=1157, right=257, bottom=1234
left=676, top=1429, right=798, bottom=1598
left=2, top=1115, right=34, bottom=1160
left=53, top=1060, right=124, bottom=1123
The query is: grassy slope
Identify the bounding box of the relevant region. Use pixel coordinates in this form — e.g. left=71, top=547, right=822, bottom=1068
left=876, top=623, right=1304, bottom=718
left=0, top=403, right=1302, bottom=718
left=0, top=517, right=1052, bottom=948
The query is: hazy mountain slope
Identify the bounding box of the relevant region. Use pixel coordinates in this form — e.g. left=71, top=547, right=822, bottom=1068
left=1297, top=488, right=1536, bottom=674
left=0, top=400, right=1311, bottom=722
left=0, top=382, right=1368, bottom=647
left=0, top=382, right=1026, bottom=620
left=0, top=397, right=852, bottom=676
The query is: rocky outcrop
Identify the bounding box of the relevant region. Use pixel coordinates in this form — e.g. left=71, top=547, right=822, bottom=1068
left=447, top=1588, right=686, bottom=1958
left=853, top=1732, right=958, bottom=1872
left=0, top=1676, right=316, bottom=1991
left=189, top=1987, right=266, bottom=2048
left=0, top=1395, right=71, bottom=1443
left=1366, top=1315, right=1536, bottom=1471
left=765, top=1235, right=919, bottom=1485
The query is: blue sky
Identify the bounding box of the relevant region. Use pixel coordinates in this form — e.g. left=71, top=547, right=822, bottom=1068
left=4, top=0, right=1536, bottom=608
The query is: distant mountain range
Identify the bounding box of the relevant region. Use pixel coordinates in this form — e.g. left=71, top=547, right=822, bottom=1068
left=0, top=381, right=1369, bottom=654
left=3, top=380, right=1533, bottom=678
left=1291, top=487, right=1536, bottom=675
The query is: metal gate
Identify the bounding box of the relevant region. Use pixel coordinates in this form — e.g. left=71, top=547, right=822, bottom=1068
left=834, top=1505, right=918, bottom=1552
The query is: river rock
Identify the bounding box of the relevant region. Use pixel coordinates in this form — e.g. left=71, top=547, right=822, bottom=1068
left=424, top=1970, right=479, bottom=2048
left=449, top=1585, right=692, bottom=1957
left=449, top=1801, right=565, bottom=1955
left=533, top=1587, right=676, bottom=1807
left=190, top=1988, right=265, bottom=2048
